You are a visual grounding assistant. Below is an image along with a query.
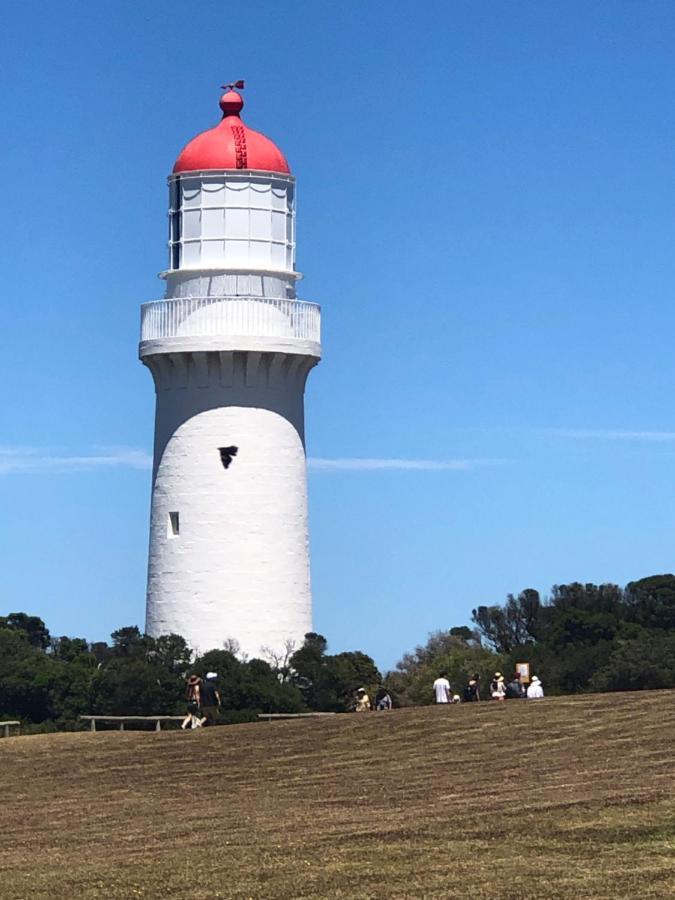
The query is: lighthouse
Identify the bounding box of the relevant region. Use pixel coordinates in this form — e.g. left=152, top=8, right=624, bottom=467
left=139, top=84, right=321, bottom=658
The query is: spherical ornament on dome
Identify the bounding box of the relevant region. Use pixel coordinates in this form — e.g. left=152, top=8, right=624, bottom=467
left=219, top=90, right=244, bottom=117
left=173, top=84, right=290, bottom=175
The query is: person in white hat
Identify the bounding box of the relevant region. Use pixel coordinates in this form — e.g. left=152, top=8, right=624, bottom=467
left=199, top=672, right=221, bottom=725
left=490, top=672, right=507, bottom=701
left=527, top=675, right=544, bottom=699
left=354, top=688, right=371, bottom=712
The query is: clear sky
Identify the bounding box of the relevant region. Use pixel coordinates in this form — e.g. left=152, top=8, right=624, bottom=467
left=2, top=0, right=675, bottom=670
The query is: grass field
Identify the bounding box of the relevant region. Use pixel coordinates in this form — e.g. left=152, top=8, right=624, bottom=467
left=1, top=691, right=673, bottom=899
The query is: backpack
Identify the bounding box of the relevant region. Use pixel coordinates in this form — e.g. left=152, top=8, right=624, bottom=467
left=463, top=683, right=477, bottom=702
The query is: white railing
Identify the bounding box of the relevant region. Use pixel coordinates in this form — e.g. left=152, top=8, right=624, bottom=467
left=140, top=296, right=321, bottom=343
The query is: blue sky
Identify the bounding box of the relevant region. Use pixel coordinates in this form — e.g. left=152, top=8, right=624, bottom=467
left=2, top=1, right=675, bottom=670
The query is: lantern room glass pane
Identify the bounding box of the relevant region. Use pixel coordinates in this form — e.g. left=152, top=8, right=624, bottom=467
left=224, top=240, right=246, bottom=266
left=250, top=209, right=270, bottom=241
left=202, top=208, right=225, bottom=237
left=226, top=208, right=249, bottom=239
left=201, top=179, right=225, bottom=206
left=182, top=210, right=201, bottom=240
left=271, top=211, right=286, bottom=242
left=181, top=180, right=201, bottom=208
left=271, top=186, right=287, bottom=211
left=181, top=242, right=200, bottom=266
left=249, top=181, right=271, bottom=208
left=226, top=181, right=249, bottom=207
left=249, top=241, right=270, bottom=267
left=270, top=243, right=285, bottom=268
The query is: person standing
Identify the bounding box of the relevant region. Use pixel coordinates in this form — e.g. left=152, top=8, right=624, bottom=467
left=182, top=674, right=202, bottom=730
left=527, top=675, right=544, bottom=699
left=432, top=672, right=452, bottom=704
left=199, top=672, right=221, bottom=726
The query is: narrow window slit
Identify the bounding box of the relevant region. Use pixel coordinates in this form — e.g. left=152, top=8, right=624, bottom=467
left=168, top=511, right=180, bottom=537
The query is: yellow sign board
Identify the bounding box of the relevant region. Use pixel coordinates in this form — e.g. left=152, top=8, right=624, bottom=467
left=515, top=662, right=530, bottom=684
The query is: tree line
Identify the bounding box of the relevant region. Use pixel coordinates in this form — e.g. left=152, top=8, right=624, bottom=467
left=1, top=573, right=673, bottom=730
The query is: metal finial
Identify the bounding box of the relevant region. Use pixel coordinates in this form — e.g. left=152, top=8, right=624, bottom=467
left=221, top=80, right=245, bottom=91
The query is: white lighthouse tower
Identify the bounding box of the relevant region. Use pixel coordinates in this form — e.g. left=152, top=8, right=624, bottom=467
left=139, top=84, right=321, bottom=658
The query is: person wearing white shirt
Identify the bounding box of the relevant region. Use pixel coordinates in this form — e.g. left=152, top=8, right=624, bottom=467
left=432, top=672, right=452, bottom=704
left=527, top=675, right=544, bottom=699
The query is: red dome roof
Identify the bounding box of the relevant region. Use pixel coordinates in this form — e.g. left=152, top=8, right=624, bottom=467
left=173, top=90, right=290, bottom=175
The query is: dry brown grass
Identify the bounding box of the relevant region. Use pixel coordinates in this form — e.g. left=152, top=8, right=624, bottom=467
left=1, top=691, right=674, bottom=899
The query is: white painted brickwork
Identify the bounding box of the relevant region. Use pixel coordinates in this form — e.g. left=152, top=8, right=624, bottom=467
left=143, top=350, right=317, bottom=658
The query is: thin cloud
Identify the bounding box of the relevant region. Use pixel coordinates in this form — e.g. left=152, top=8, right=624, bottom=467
left=0, top=446, right=153, bottom=475
left=0, top=447, right=504, bottom=476
left=544, top=429, right=675, bottom=442
left=308, top=457, right=503, bottom=472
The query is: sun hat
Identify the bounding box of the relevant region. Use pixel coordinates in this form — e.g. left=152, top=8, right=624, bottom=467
left=357, top=687, right=366, bottom=693
left=531, top=675, right=540, bottom=682
left=206, top=671, right=218, bottom=679
left=188, top=675, right=200, bottom=685
left=494, top=672, right=502, bottom=678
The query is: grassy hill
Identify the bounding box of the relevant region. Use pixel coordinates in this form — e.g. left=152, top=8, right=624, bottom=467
left=1, top=691, right=673, bottom=899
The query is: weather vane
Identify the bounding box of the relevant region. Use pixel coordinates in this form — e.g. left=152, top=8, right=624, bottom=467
left=221, top=80, right=245, bottom=91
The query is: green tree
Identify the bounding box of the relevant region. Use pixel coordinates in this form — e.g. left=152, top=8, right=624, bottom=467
left=589, top=632, right=675, bottom=692
left=0, top=627, right=58, bottom=721
left=92, top=657, right=180, bottom=716
left=388, top=629, right=502, bottom=706
left=472, top=589, right=541, bottom=653
left=0, top=613, right=50, bottom=649
left=91, top=628, right=191, bottom=716
left=290, top=634, right=381, bottom=712
left=148, top=633, right=193, bottom=676
left=193, top=648, right=304, bottom=714
left=110, top=626, right=148, bottom=658
left=44, top=635, right=99, bottom=724
left=624, top=574, right=675, bottom=631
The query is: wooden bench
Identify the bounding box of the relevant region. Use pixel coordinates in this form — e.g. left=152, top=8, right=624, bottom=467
left=257, top=712, right=336, bottom=723
left=0, top=721, right=20, bottom=738
left=79, top=715, right=185, bottom=732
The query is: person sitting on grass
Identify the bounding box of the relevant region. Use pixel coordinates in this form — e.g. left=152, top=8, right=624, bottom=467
left=354, top=688, right=371, bottom=712
left=506, top=673, right=526, bottom=699
left=527, top=675, right=544, bottom=699
left=374, top=687, right=392, bottom=711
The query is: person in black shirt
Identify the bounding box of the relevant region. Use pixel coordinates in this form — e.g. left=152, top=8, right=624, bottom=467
left=199, top=672, right=221, bottom=726
left=462, top=676, right=480, bottom=702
